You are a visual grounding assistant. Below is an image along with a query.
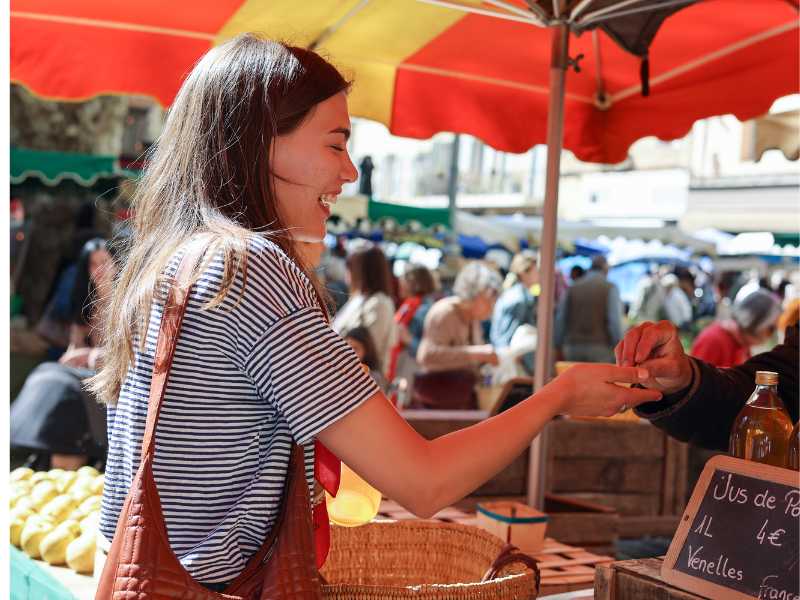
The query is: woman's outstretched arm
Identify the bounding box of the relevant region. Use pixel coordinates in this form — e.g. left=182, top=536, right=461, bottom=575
left=317, top=363, right=660, bottom=518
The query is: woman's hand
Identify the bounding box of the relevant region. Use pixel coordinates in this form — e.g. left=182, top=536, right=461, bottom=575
left=614, top=320, right=693, bottom=394
left=546, top=363, right=663, bottom=417
left=59, top=346, right=93, bottom=369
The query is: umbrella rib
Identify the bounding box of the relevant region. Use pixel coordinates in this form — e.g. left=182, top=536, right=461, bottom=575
left=485, top=0, right=545, bottom=23
left=10, top=11, right=215, bottom=40
left=395, top=61, right=595, bottom=103
left=576, top=0, right=651, bottom=24
left=569, top=0, right=598, bottom=22
left=610, top=20, right=799, bottom=104
left=416, top=0, right=543, bottom=26
left=592, top=30, right=606, bottom=102
left=308, top=0, right=372, bottom=50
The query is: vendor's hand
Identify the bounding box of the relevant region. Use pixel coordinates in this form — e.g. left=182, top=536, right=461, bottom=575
left=548, top=363, right=663, bottom=417
left=59, top=347, right=92, bottom=368
left=614, top=320, right=692, bottom=394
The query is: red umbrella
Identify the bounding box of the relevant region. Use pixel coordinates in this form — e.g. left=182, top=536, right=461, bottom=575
left=11, top=1, right=797, bottom=164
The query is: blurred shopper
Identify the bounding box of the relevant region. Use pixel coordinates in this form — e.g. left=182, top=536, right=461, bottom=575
left=660, top=272, right=694, bottom=330
left=358, top=155, right=375, bottom=198
left=569, top=265, right=585, bottom=283
left=11, top=237, right=117, bottom=470
left=555, top=255, right=623, bottom=363
left=414, top=262, right=502, bottom=408
left=630, top=269, right=666, bottom=323
left=343, top=326, right=389, bottom=392
left=690, top=289, right=782, bottom=367
left=490, top=250, right=539, bottom=375
left=387, top=264, right=436, bottom=387
left=333, top=242, right=396, bottom=373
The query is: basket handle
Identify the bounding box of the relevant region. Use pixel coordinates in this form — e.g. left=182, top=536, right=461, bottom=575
left=482, top=543, right=541, bottom=593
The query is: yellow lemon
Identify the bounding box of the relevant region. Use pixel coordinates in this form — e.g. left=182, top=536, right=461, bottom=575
left=66, top=533, right=96, bottom=574
left=90, top=475, right=104, bottom=495
left=79, top=495, right=102, bottom=516
left=56, top=471, right=79, bottom=493
left=14, top=496, right=36, bottom=515
left=69, top=479, right=95, bottom=504
left=20, top=515, right=56, bottom=558
left=31, top=480, right=58, bottom=510
left=40, top=495, right=77, bottom=523
left=76, top=466, right=100, bottom=478
left=30, top=472, right=51, bottom=485
left=11, top=517, right=26, bottom=547
left=40, top=520, right=81, bottom=565
left=10, top=467, right=34, bottom=482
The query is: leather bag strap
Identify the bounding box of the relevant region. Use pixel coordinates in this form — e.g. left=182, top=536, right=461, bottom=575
left=140, top=239, right=207, bottom=460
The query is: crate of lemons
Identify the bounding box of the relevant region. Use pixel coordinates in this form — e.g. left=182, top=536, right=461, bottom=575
left=10, top=465, right=103, bottom=575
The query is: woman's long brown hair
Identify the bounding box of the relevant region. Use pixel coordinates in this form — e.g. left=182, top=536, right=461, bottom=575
left=88, top=34, right=350, bottom=405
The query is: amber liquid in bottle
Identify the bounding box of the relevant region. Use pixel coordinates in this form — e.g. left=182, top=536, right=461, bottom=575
left=788, top=422, right=800, bottom=471
left=729, top=371, right=793, bottom=467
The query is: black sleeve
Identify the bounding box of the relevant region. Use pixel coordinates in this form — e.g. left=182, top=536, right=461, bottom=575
left=635, top=326, right=799, bottom=451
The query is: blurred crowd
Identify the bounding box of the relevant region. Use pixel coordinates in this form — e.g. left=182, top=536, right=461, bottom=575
left=10, top=221, right=800, bottom=469
left=317, top=236, right=800, bottom=411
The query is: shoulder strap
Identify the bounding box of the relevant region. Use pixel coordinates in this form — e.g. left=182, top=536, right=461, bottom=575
left=140, top=239, right=208, bottom=460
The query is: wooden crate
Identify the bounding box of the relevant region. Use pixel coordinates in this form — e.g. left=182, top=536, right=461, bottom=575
left=544, top=493, right=619, bottom=557
left=403, top=409, right=529, bottom=496
left=533, top=538, right=615, bottom=596
left=595, top=557, right=706, bottom=600
left=545, top=418, right=688, bottom=539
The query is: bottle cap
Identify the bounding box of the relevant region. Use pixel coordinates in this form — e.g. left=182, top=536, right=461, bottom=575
left=755, top=371, right=779, bottom=386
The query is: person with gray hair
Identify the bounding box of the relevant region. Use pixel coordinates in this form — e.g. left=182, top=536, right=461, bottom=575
left=690, top=289, right=781, bottom=368
left=490, top=251, right=539, bottom=375
left=417, top=261, right=502, bottom=374
left=411, top=262, right=502, bottom=409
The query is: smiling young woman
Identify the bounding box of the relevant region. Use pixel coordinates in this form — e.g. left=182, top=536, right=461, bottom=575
left=89, top=33, right=664, bottom=594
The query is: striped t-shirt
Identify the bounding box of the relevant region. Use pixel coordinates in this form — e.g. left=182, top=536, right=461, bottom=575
left=99, top=235, right=380, bottom=583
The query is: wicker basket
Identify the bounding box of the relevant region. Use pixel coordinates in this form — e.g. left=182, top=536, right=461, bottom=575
left=320, top=520, right=540, bottom=599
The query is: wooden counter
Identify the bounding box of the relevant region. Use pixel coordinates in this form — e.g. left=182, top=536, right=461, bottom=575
left=594, top=557, right=708, bottom=600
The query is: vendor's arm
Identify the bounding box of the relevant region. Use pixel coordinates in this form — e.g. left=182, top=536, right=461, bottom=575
left=616, top=320, right=799, bottom=451
left=318, top=363, right=660, bottom=518
left=416, top=301, right=495, bottom=370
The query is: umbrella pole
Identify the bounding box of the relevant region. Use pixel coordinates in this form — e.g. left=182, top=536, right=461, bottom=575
left=528, top=23, right=570, bottom=508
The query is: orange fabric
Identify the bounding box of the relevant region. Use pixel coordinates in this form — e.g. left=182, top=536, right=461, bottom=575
left=391, top=0, right=799, bottom=162
left=313, top=440, right=340, bottom=569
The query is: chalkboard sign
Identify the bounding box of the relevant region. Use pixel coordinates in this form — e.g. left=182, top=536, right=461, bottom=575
left=662, top=455, right=800, bottom=600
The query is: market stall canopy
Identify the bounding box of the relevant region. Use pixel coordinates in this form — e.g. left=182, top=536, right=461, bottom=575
left=10, top=1, right=799, bottom=163
left=11, top=147, right=138, bottom=186
left=741, top=109, right=800, bottom=162
left=368, top=198, right=451, bottom=228
left=487, top=214, right=718, bottom=254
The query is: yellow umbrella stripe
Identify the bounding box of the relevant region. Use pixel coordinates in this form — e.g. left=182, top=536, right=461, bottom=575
left=215, top=0, right=474, bottom=127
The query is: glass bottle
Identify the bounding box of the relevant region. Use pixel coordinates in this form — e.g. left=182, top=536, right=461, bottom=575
left=788, top=422, right=800, bottom=471
left=729, top=371, right=793, bottom=467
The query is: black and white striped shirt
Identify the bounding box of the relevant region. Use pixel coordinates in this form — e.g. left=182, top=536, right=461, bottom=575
left=99, top=236, right=379, bottom=583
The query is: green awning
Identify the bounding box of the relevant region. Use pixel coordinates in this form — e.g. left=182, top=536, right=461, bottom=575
left=11, top=147, right=138, bottom=187
left=367, top=199, right=450, bottom=228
